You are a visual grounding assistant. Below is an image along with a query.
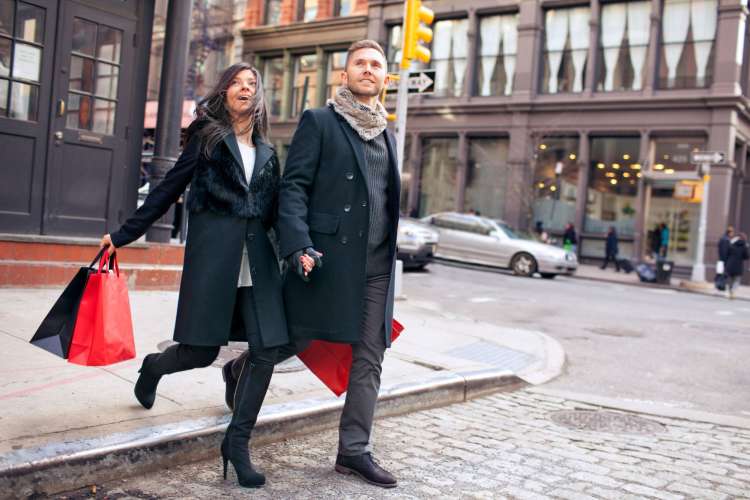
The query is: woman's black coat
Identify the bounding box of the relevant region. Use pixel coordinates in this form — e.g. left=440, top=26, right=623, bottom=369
left=276, top=107, right=400, bottom=345
left=110, top=131, right=288, bottom=348
left=726, top=239, right=749, bottom=277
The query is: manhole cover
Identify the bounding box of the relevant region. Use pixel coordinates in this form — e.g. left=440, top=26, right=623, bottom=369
left=550, top=410, right=666, bottom=434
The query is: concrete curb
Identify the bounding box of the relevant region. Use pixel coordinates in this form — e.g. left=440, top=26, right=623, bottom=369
left=0, top=369, right=527, bottom=499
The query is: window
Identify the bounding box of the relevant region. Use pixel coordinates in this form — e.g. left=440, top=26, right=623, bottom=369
left=477, top=14, right=518, bottom=96
left=651, top=137, right=704, bottom=173
left=0, top=0, right=46, bottom=121
left=419, top=137, right=459, bottom=216
left=265, top=0, right=282, bottom=25
left=432, top=19, right=469, bottom=97
left=541, top=6, right=590, bottom=94
left=584, top=137, right=641, bottom=238
left=66, top=18, right=122, bottom=135
left=299, top=0, right=318, bottom=22
left=597, top=1, right=651, bottom=92
left=659, top=0, right=717, bottom=89
left=386, top=25, right=403, bottom=74
left=464, top=138, right=509, bottom=219
left=335, top=0, right=353, bottom=16
left=326, top=51, right=346, bottom=99
left=532, top=137, right=580, bottom=233
left=263, top=56, right=284, bottom=118
left=292, top=53, right=317, bottom=117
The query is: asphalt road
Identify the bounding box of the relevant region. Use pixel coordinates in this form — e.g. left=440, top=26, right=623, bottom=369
left=403, top=262, right=750, bottom=418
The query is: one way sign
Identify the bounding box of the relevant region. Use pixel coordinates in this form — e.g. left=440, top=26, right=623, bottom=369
left=386, top=69, right=436, bottom=94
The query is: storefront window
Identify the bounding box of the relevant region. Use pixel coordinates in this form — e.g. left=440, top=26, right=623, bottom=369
left=432, top=18, right=469, bottom=97
left=597, top=1, right=651, bottom=92
left=464, top=138, right=510, bottom=219
left=263, top=56, right=284, bottom=119
left=292, top=53, right=317, bottom=118
left=386, top=25, right=402, bottom=74
left=542, top=6, right=590, bottom=94
left=477, top=14, right=518, bottom=96
left=651, top=137, right=704, bottom=173
left=659, top=0, right=717, bottom=89
left=532, top=136, right=579, bottom=233
left=419, top=137, right=458, bottom=216
left=326, top=51, right=346, bottom=99
left=584, top=136, right=640, bottom=238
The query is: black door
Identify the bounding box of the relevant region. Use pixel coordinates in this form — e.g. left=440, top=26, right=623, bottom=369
left=43, top=1, right=136, bottom=236
left=0, top=0, right=57, bottom=234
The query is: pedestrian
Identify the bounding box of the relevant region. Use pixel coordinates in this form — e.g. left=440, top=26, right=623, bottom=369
left=223, top=39, right=400, bottom=489
left=660, top=222, right=670, bottom=258
left=650, top=224, right=661, bottom=259
left=725, top=232, right=749, bottom=299
left=99, top=63, right=301, bottom=488
left=562, top=222, right=577, bottom=253
left=718, top=226, right=734, bottom=274
left=601, top=226, right=620, bottom=271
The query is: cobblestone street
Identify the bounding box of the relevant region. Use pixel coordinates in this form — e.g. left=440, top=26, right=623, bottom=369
left=68, top=389, right=750, bottom=499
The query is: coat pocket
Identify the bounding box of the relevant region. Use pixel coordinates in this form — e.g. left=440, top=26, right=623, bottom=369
left=308, top=212, right=340, bottom=234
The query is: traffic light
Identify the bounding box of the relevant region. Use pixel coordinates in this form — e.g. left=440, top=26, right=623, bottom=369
left=401, top=0, right=434, bottom=70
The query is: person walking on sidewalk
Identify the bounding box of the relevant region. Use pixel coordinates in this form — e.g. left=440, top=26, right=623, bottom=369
left=562, top=223, right=577, bottom=254
left=718, top=226, right=734, bottom=273
left=223, top=39, right=401, bottom=489
left=100, top=63, right=301, bottom=488
left=725, top=232, right=749, bottom=299
left=601, top=226, right=620, bottom=271
left=660, top=222, right=670, bottom=258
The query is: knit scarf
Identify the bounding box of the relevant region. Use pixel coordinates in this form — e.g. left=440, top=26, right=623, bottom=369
left=327, top=86, right=387, bottom=141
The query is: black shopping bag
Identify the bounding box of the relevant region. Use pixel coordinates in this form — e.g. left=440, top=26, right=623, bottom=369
left=715, top=273, right=727, bottom=291
left=29, top=249, right=105, bottom=358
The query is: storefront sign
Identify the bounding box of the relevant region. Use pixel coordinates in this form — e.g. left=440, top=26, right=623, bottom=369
left=12, top=43, right=41, bottom=82
left=674, top=180, right=702, bottom=203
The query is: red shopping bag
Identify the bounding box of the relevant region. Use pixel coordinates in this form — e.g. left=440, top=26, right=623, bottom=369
left=297, top=319, right=404, bottom=396
left=68, top=252, right=136, bottom=366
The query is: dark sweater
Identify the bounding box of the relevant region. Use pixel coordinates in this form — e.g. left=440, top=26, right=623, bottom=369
left=363, top=132, right=391, bottom=277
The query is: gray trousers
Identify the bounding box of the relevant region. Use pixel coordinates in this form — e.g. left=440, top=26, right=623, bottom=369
left=244, top=274, right=389, bottom=455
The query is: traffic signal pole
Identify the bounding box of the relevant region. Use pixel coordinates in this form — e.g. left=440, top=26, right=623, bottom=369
left=394, top=66, right=410, bottom=175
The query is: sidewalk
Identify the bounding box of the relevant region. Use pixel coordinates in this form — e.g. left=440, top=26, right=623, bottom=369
left=571, top=263, right=750, bottom=301
left=0, top=287, right=564, bottom=498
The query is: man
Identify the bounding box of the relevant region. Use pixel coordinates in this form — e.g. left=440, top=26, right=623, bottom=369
left=601, top=226, right=620, bottom=271
left=718, top=226, right=734, bottom=273
left=223, top=40, right=400, bottom=488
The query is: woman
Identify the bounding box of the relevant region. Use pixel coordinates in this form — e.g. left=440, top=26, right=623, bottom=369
left=100, top=63, right=310, bottom=488
left=725, top=232, right=749, bottom=299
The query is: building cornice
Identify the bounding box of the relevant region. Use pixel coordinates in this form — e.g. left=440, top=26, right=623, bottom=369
left=242, top=15, right=368, bottom=50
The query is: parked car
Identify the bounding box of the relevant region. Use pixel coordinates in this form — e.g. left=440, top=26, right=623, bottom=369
left=421, top=212, right=577, bottom=278
left=397, top=217, right=440, bottom=270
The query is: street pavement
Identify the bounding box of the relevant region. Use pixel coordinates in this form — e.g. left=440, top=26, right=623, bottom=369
left=59, top=389, right=750, bottom=499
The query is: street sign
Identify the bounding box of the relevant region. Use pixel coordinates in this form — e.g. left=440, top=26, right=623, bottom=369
left=386, top=69, right=435, bottom=94
left=690, top=151, right=726, bottom=164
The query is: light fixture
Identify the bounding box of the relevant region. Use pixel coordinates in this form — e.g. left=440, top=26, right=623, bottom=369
left=665, top=168, right=675, bottom=174
left=539, top=144, right=547, bottom=150
left=623, top=172, right=631, bottom=178
left=612, top=163, right=621, bottom=169
left=569, top=153, right=577, bottom=160
left=605, top=172, right=615, bottom=178
left=654, top=163, right=665, bottom=170
left=636, top=172, right=643, bottom=178
left=550, top=185, right=557, bottom=192
left=597, top=162, right=605, bottom=169
left=663, top=154, right=670, bottom=159
left=623, top=154, right=630, bottom=160
left=538, top=182, right=545, bottom=189
left=610, top=179, right=618, bottom=185
left=631, top=163, right=641, bottom=170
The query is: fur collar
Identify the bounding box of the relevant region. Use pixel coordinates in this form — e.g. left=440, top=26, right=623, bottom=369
left=327, top=86, right=387, bottom=141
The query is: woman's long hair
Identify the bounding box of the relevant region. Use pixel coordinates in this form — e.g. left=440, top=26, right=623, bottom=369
left=186, top=62, right=269, bottom=158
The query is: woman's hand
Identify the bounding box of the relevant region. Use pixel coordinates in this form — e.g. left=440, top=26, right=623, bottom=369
left=100, top=234, right=117, bottom=255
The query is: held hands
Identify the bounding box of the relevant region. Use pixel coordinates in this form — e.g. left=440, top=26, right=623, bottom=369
left=99, top=234, right=117, bottom=256
left=287, top=247, right=323, bottom=281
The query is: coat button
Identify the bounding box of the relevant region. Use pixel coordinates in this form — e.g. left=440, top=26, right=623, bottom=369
left=341, top=236, right=348, bottom=244
left=358, top=230, right=364, bottom=238
left=247, top=232, right=255, bottom=240
left=251, top=266, right=256, bottom=274
left=344, top=204, right=351, bottom=212
left=361, top=200, right=368, bottom=207
left=345, top=172, right=354, bottom=180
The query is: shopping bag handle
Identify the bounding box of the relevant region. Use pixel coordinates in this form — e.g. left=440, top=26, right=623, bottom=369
left=88, top=248, right=107, bottom=269
left=95, top=249, right=120, bottom=277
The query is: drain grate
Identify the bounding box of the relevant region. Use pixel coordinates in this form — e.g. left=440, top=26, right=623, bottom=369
left=551, top=410, right=666, bottom=434
left=445, top=341, right=537, bottom=372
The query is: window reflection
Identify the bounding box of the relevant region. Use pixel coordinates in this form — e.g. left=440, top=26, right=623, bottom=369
left=597, top=1, right=651, bottom=92
left=419, top=137, right=458, bottom=216
left=292, top=53, right=317, bottom=117
left=532, top=137, right=579, bottom=233
left=464, top=138, right=509, bottom=219
left=542, top=6, right=590, bottom=94
left=477, top=14, right=518, bottom=96
left=432, top=19, right=468, bottom=97
left=659, top=0, right=717, bottom=89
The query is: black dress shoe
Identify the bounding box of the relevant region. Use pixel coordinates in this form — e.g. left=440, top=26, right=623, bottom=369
left=222, top=360, right=238, bottom=411
left=335, top=453, right=397, bottom=488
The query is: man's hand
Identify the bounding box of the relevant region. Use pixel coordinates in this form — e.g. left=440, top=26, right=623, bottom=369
left=100, top=234, right=117, bottom=255
left=287, top=247, right=323, bottom=281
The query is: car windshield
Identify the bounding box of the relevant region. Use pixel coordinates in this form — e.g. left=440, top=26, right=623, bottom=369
left=490, top=220, right=521, bottom=239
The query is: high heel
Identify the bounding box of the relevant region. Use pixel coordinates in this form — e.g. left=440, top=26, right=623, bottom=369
left=134, top=353, right=161, bottom=409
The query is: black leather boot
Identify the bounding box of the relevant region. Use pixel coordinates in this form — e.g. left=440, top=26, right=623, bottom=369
left=335, top=453, right=397, bottom=488
left=221, top=359, right=273, bottom=488
left=221, top=350, right=249, bottom=411
left=134, top=353, right=162, bottom=409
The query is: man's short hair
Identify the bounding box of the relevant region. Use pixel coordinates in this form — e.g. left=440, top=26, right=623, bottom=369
left=345, top=39, right=387, bottom=68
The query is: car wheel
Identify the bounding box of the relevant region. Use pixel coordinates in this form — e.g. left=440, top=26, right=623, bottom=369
left=511, top=253, right=537, bottom=277
left=540, top=273, right=556, bottom=279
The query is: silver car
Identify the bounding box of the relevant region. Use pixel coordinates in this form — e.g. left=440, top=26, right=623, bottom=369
left=397, top=217, right=440, bottom=270
left=421, top=212, right=577, bottom=278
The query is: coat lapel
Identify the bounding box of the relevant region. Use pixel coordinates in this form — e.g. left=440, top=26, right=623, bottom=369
left=335, top=112, right=370, bottom=191
left=223, top=133, right=249, bottom=190
left=251, top=137, right=273, bottom=186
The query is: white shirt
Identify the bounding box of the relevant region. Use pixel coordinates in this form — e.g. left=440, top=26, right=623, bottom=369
left=237, top=142, right=256, bottom=287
